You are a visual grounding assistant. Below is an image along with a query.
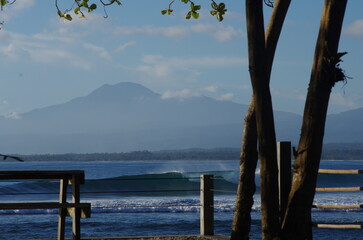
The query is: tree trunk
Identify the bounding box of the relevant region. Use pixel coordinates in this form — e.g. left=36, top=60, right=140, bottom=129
left=281, top=1, right=348, bottom=239
left=245, top=1, right=280, bottom=239
left=231, top=98, right=258, bottom=240
left=231, top=1, right=291, bottom=239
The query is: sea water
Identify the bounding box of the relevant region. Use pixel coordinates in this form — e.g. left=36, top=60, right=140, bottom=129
left=0, top=160, right=362, bottom=239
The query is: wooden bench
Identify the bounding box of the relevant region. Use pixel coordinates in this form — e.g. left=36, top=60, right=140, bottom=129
left=0, top=170, right=91, bottom=240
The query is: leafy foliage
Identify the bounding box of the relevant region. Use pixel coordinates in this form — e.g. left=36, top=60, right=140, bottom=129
left=55, top=0, right=121, bottom=21
left=210, top=1, right=227, bottom=22
left=162, top=0, right=226, bottom=21
left=0, top=0, right=226, bottom=22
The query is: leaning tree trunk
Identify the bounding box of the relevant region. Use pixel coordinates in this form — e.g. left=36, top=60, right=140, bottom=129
left=231, top=1, right=291, bottom=239
left=231, top=98, right=258, bottom=240
left=245, top=0, right=280, bottom=239
left=281, top=1, right=348, bottom=239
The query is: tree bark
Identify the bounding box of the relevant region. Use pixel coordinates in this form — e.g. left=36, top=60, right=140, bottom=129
left=281, top=1, right=348, bottom=239
left=231, top=1, right=291, bottom=239
left=231, top=98, right=258, bottom=240
left=245, top=1, right=280, bottom=239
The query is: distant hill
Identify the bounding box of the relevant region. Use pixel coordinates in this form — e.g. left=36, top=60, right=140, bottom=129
left=0, top=82, right=362, bottom=154
left=15, top=144, right=363, bottom=161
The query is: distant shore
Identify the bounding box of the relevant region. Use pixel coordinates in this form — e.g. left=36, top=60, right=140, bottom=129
left=11, top=145, right=363, bottom=162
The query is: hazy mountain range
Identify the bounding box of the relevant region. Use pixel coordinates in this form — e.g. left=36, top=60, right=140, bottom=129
left=0, top=82, right=361, bottom=154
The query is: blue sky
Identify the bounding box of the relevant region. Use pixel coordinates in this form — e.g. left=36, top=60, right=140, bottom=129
left=0, top=0, right=362, bottom=119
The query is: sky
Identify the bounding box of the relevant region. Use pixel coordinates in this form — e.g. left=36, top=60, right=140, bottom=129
left=0, top=0, right=362, bottom=119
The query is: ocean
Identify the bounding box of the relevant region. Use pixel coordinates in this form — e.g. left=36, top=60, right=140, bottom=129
left=0, top=160, right=362, bottom=240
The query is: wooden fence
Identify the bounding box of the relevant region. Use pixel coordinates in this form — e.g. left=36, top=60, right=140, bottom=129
left=313, top=168, right=363, bottom=229
left=200, top=141, right=362, bottom=234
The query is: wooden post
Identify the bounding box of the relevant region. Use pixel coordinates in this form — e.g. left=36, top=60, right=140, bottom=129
left=277, top=141, right=291, bottom=224
left=58, top=179, right=68, bottom=240
left=200, top=174, right=214, bottom=236
left=71, top=175, right=81, bottom=240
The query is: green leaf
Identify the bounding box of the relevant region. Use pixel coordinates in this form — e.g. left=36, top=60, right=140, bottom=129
left=210, top=10, right=217, bottom=16
left=194, top=5, right=201, bottom=11
left=190, top=2, right=194, bottom=10
left=1, top=0, right=6, bottom=6
left=217, top=12, right=223, bottom=22
left=218, top=3, right=226, bottom=10
left=181, top=0, right=188, bottom=3
left=161, top=9, right=168, bottom=15
left=90, top=4, right=97, bottom=10
left=81, top=0, right=89, bottom=8
left=211, top=2, right=218, bottom=10
left=74, top=7, right=80, bottom=15
left=192, top=11, right=199, bottom=19
left=185, top=11, right=192, bottom=19
left=64, top=14, right=73, bottom=21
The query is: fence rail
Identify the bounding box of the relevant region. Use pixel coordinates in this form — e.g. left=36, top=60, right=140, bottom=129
left=312, top=166, right=363, bottom=229
left=318, top=169, right=363, bottom=174
left=316, top=186, right=363, bottom=192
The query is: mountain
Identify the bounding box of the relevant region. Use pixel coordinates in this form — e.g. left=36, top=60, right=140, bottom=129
left=325, top=108, right=363, bottom=143
left=0, top=82, right=359, bottom=154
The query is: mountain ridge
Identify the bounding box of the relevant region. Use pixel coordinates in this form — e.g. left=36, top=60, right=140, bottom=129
left=0, top=82, right=361, bottom=154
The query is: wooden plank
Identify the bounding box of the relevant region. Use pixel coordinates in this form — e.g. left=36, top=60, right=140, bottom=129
left=0, top=170, right=85, bottom=182
left=314, top=223, right=363, bottom=229
left=318, top=169, right=363, bottom=174
left=316, top=186, right=362, bottom=192
left=312, top=204, right=362, bottom=209
left=0, top=202, right=90, bottom=210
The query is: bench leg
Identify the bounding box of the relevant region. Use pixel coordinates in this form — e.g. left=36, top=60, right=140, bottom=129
left=58, top=179, right=68, bottom=240
left=72, top=176, right=81, bottom=240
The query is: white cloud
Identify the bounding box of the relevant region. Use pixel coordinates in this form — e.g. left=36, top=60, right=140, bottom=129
left=113, top=24, right=242, bottom=41
left=133, top=54, right=246, bottom=80
left=191, top=24, right=241, bottom=42
left=83, top=43, right=112, bottom=61
left=23, top=47, right=73, bottom=64
left=5, top=112, right=21, bottom=120
left=204, top=85, right=218, bottom=93
left=115, top=41, right=136, bottom=53
left=271, top=88, right=306, bottom=101
left=0, top=25, right=109, bottom=70
left=344, top=20, right=363, bottom=38
left=330, top=92, right=359, bottom=109
left=1, top=43, right=19, bottom=59
left=114, top=25, right=189, bottom=38
left=217, top=93, right=235, bottom=101
left=161, top=89, right=201, bottom=100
